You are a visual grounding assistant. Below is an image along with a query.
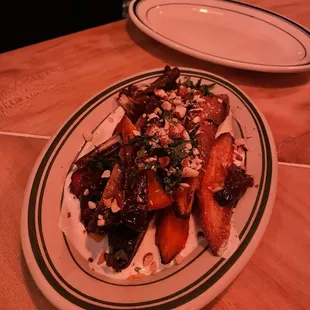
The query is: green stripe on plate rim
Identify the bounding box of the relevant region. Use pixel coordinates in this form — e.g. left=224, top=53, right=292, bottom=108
left=27, top=69, right=272, bottom=309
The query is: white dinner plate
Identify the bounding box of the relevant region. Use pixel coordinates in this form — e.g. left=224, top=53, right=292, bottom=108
left=129, top=0, right=310, bottom=73
left=21, top=67, right=277, bottom=310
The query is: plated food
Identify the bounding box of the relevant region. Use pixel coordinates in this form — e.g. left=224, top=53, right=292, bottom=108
left=61, top=66, right=254, bottom=279
left=21, top=66, right=276, bottom=310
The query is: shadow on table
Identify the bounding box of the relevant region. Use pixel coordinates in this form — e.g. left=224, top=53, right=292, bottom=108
left=125, top=20, right=310, bottom=88
left=20, top=249, right=57, bottom=310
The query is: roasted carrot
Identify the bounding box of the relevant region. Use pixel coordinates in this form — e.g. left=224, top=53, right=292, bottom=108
left=147, top=170, right=174, bottom=211
left=156, top=206, right=189, bottom=264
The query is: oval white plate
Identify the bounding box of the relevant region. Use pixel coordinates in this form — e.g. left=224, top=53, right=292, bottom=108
left=129, top=0, right=310, bottom=73
left=21, top=67, right=277, bottom=310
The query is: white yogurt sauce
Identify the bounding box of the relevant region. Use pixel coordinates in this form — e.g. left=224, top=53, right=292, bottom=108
left=60, top=106, right=241, bottom=279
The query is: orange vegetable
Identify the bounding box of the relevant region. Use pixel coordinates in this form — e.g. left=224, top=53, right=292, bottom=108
left=147, top=170, right=174, bottom=211
left=156, top=206, right=189, bottom=264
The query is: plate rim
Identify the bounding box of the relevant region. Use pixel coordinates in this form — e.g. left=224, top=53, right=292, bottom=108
left=129, top=0, right=310, bottom=73
left=20, top=67, right=278, bottom=310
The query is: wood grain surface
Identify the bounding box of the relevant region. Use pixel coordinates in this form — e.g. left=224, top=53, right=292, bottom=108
left=0, top=0, right=309, bottom=309
left=0, top=0, right=309, bottom=164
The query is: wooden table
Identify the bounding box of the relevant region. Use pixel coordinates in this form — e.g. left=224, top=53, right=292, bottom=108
left=0, top=1, right=309, bottom=309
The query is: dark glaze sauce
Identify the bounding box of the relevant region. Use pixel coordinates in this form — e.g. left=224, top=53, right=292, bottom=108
left=214, top=164, right=254, bottom=206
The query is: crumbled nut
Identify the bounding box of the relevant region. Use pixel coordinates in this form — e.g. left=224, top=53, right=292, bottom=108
left=218, top=98, right=223, bottom=103
left=181, top=157, right=190, bottom=167
left=103, top=198, right=113, bottom=208
left=195, top=164, right=202, bottom=171
left=133, top=130, right=141, bottom=136
left=97, top=252, right=106, bottom=265
left=192, top=116, right=201, bottom=123
left=154, top=89, right=167, bottom=99
left=182, top=167, right=199, bottom=178
left=192, top=148, right=199, bottom=155
left=111, top=199, right=121, bottom=213
left=150, top=261, right=157, bottom=275
left=158, top=156, right=171, bottom=168
left=101, top=170, right=111, bottom=178
left=143, top=253, right=154, bottom=267
left=142, top=113, right=147, bottom=118
left=175, top=254, right=184, bottom=265
left=182, top=130, right=190, bottom=140
left=83, top=131, right=93, bottom=142
left=128, top=273, right=145, bottom=280
left=169, top=92, right=176, bottom=99
left=83, top=188, right=89, bottom=196
left=98, top=214, right=103, bottom=220
left=161, top=101, right=172, bottom=111
left=175, top=106, right=187, bottom=118
left=180, top=182, right=190, bottom=188
left=148, top=113, right=159, bottom=120
left=88, top=201, right=96, bottom=209
left=173, top=98, right=182, bottom=105
left=154, top=107, right=162, bottom=115
left=97, top=219, right=106, bottom=226
left=185, top=143, right=192, bottom=150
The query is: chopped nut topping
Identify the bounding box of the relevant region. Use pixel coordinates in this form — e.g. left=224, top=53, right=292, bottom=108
left=150, top=261, right=157, bottom=275
left=148, top=113, right=159, bottom=120
left=185, top=143, right=192, bottom=150
left=83, top=131, right=93, bottom=142
left=97, top=219, right=105, bottom=226
left=83, top=189, right=89, bottom=196
left=180, top=183, right=190, bottom=188
left=192, top=116, right=201, bottom=123
left=182, top=130, right=190, bottom=140
left=128, top=273, right=145, bottom=280
left=88, top=201, right=96, bottom=209
left=101, top=170, right=111, bottom=178
left=133, top=130, right=141, bottom=136
left=181, top=157, right=190, bottom=167
left=111, top=199, right=121, bottom=213
left=98, top=214, right=103, bottom=220
left=173, top=98, right=182, bottom=106
left=143, top=253, right=154, bottom=267
left=161, top=101, right=172, bottom=111
left=169, top=92, right=176, bottom=99
left=154, top=89, right=167, bottom=99
left=192, top=148, right=199, bottom=155
left=154, top=107, right=162, bottom=115
left=175, top=254, right=184, bottom=265
left=175, top=106, right=187, bottom=118
left=182, top=167, right=199, bottom=178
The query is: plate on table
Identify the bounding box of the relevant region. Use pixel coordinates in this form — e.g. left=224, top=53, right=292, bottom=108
left=21, top=67, right=277, bottom=310
left=129, top=0, right=310, bottom=73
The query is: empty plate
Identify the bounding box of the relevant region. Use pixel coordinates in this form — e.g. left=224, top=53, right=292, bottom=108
left=129, top=0, right=310, bottom=72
